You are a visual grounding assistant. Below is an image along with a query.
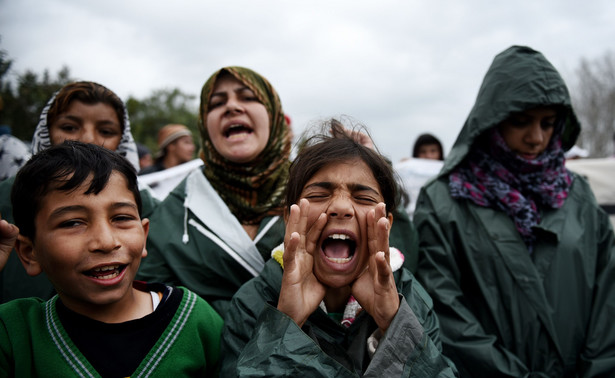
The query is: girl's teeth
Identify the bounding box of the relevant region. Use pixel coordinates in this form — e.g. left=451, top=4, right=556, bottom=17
left=326, top=256, right=352, bottom=263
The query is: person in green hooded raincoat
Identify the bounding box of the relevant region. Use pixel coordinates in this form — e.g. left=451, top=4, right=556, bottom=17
left=414, top=45, right=615, bottom=377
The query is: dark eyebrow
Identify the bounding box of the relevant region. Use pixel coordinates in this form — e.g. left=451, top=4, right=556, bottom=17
left=48, top=201, right=138, bottom=219
left=49, top=205, right=87, bottom=220
left=304, top=182, right=334, bottom=191
left=110, top=202, right=139, bottom=211
left=210, top=85, right=252, bottom=99
left=57, top=115, right=83, bottom=122
left=304, top=182, right=380, bottom=195
left=58, top=114, right=118, bottom=127
left=347, top=183, right=380, bottom=195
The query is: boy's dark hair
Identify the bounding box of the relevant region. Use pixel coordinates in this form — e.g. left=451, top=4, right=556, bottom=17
left=286, top=119, right=398, bottom=214
left=412, top=133, right=444, bottom=160
left=12, top=140, right=141, bottom=240
left=47, top=81, right=126, bottom=131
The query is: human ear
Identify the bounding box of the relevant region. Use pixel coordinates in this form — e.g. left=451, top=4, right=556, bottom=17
left=387, top=212, right=394, bottom=228
left=14, top=235, right=43, bottom=276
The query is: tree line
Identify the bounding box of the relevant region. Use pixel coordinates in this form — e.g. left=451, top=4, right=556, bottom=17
left=0, top=48, right=199, bottom=155
left=1, top=47, right=613, bottom=157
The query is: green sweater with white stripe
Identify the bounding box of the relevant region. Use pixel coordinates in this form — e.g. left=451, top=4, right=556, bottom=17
left=0, top=286, right=223, bottom=377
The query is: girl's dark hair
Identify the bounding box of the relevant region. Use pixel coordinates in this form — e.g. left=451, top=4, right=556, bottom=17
left=412, top=133, right=444, bottom=160
left=286, top=119, right=398, bottom=214
left=12, top=140, right=141, bottom=240
left=47, top=81, right=126, bottom=131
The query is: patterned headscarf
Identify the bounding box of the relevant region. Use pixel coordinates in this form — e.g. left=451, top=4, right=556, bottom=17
left=449, top=127, right=572, bottom=252
left=198, top=67, right=292, bottom=225
left=30, top=82, right=140, bottom=171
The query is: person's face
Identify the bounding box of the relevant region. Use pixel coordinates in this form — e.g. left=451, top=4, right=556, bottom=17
left=168, top=135, right=195, bottom=164
left=205, top=75, right=270, bottom=163
left=24, top=172, right=149, bottom=313
left=139, top=154, right=153, bottom=170
left=49, top=101, right=123, bottom=151
left=417, top=144, right=441, bottom=160
left=300, top=158, right=387, bottom=289
left=498, top=107, right=557, bottom=160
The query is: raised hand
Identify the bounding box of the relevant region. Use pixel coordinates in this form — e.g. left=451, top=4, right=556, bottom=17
left=277, top=199, right=328, bottom=327
left=351, top=202, right=399, bottom=332
left=0, top=218, right=19, bottom=272
left=332, top=125, right=375, bottom=151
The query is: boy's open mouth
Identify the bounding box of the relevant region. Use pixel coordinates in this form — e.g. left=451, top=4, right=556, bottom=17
left=85, top=264, right=127, bottom=280
left=321, top=233, right=357, bottom=263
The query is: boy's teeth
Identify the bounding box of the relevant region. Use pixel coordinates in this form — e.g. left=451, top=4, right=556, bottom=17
left=97, top=272, right=120, bottom=280
left=93, top=265, right=119, bottom=272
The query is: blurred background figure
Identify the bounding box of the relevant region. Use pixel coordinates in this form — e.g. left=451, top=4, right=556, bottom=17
left=137, top=142, right=153, bottom=171
left=395, top=132, right=445, bottom=219
left=564, top=145, right=589, bottom=160
left=0, top=125, right=31, bottom=181
left=139, top=123, right=195, bottom=174
left=412, top=133, right=444, bottom=160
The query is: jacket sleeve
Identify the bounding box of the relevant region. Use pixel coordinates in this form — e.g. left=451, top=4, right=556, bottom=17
left=577, top=210, right=615, bottom=376
left=414, top=187, right=535, bottom=376
left=365, top=296, right=458, bottom=377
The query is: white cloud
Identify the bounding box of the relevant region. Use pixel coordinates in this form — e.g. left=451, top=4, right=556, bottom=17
left=1, top=0, right=614, bottom=161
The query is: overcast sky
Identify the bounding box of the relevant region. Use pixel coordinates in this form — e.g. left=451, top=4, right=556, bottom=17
left=1, top=0, right=613, bottom=162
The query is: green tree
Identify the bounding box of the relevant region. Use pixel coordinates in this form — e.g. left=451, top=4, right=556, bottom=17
left=0, top=63, right=73, bottom=141
left=0, top=47, right=14, bottom=129
left=126, top=88, right=199, bottom=153
left=571, top=51, right=615, bottom=157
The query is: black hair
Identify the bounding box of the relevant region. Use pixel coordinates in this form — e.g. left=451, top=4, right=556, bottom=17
left=412, top=133, right=444, bottom=160
left=286, top=119, right=398, bottom=215
left=12, top=140, right=141, bottom=240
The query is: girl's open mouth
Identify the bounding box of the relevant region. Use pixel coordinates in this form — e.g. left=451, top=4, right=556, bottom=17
left=321, top=233, right=357, bottom=264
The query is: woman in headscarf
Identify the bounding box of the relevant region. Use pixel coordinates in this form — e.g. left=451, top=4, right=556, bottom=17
left=138, top=67, right=421, bottom=318
left=0, top=81, right=159, bottom=303
left=137, top=67, right=293, bottom=317
left=414, top=46, right=615, bottom=376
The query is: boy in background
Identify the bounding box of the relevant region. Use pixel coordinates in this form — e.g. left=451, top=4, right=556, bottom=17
left=0, top=141, right=222, bottom=377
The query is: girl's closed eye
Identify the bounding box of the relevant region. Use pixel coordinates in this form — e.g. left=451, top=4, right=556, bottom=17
left=304, top=193, right=329, bottom=201
left=508, top=115, right=530, bottom=127
left=541, top=118, right=556, bottom=130
left=355, top=195, right=378, bottom=204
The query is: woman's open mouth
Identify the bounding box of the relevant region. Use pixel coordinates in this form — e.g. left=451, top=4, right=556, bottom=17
left=224, top=124, right=253, bottom=140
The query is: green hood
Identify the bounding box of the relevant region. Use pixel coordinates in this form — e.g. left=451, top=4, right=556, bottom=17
left=441, top=45, right=581, bottom=177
